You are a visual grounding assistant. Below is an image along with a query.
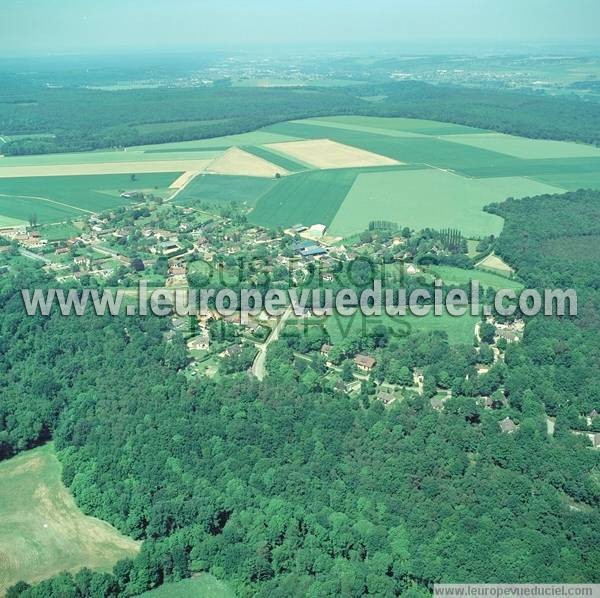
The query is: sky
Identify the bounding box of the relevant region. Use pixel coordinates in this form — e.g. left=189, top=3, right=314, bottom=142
left=2, top=0, right=600, bottom=55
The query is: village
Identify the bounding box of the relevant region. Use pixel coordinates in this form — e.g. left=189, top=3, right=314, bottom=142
left=1, top=191, right=597, bottom=450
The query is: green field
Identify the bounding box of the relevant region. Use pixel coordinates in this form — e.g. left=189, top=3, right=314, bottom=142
left=296, top=115, right=489, bottom=137
left=0, top=173, right=179, bottom=224
left=176, top=174, right=277, bottom=208
left=139, top=575, right=236, bottom=598
left=443, top=132, right=600, bottom=159
left=325, top=309, right=479, bottom=345
left=423, top=265, right=523, bottom=291
left=4, top=114, right=600, bottom=236
left=249, top=168, right=360, bottom=229
left=241, top=145, right=309, bottom=172
left=327, top=169, right=563, bottom=238
left=38, top=222, right=81, bottom=241
left=0, top=444, right=139, bottom=594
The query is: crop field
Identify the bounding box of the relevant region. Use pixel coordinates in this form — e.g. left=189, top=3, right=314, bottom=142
left=443, top=132, right=600, bottom=159
left=249, top=168, right=361, bottom=228
left=325, top=309, right=479, bottom=345
left=265, top=139, right=401, bottom=169
left=176, top=174, right=277, bottom=208
left=206, top=147, right=287, bottom=177
left=3, top=114, right=600, bottom=236
left=327, top=170, right=563, bottom=238
left=241, top=145, right=309, bottom=172
left=0, top=444, right=139, bottom=594
left=0, top=173, right=179, bottom=224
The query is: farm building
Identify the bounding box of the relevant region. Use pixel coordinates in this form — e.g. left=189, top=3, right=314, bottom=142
left=300, top=246, right=328, bottom=258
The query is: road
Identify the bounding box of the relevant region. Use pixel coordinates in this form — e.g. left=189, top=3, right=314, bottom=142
left=167, top=170, right=202, bottom=203
left=19, top=249, right=51, bottom=263
left=252, top=306, right=294, bottom=381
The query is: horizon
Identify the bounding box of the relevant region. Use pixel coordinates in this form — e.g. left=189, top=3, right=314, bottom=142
left=2, top=0, right=600, bottom=56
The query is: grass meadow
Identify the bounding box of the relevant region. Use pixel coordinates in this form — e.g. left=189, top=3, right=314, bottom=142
left=0, top=173, right=179, bottom=223
left=0, top=444, right=139, bottom=594
left=139, top=575, right=236, bottom=598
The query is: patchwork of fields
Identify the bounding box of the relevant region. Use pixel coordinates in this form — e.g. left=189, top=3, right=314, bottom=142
left=2, top=114, right=600, bottom=232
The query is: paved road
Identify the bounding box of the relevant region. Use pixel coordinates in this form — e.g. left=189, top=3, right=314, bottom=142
left=252, top=306, right=294, bottom=381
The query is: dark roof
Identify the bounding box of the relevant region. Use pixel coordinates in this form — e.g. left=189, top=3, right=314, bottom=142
left=301, top=246, right=327, bottom=257
left=354, top=354, right=376, bottom=369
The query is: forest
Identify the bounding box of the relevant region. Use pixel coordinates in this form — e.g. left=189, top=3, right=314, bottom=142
left=2, top=81, right=600, bottom=154
left=2, top=190, right=599, bottom=597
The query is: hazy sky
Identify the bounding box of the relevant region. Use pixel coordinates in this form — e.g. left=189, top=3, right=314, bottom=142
left=2, top=0, right=600, bottom=55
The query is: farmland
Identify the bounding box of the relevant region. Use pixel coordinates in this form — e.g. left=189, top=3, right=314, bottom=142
left=249, top=168, right=361, bottom=228
left=0, top=173, right=179, bottom=224
left=1, top=113, right=600, bottom=234
left=176, top=174, right=277, bottom=208
left=0, top=444, right=139, bottom=594
left=327, top=170, right=562, bottom=238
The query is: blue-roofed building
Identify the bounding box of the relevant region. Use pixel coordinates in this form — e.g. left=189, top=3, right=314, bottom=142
left=300, top=246, right=328, bottom=258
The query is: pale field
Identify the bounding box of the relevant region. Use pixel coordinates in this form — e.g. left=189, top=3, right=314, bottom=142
left=328, top=169, right=565, bottom=238
left=0, top=149, right=222, bottom=168
left=292, top=118, right=427, bottom=138
left=443, top=132, right=600, bottom=159
left=265, top=138, right=401, bottom=169
left=169, top=171, right=200, bottom=189
left=0, top=444, right=139, bottom=594
left=0, top=160, right=213, bottom=178
left=475, top=253, right=515, bottom=275
left=206, top=147, right=288, bottom=177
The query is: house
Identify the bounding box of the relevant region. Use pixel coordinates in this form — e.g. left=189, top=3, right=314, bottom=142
left=152, top=241, right=182, bottom=258
left=406, top=264, right=420, bottom=275
left=430, top=397, right=444, bottom=411
left=588, top=433, right=600, bottom=449
left=55, top=247, right=69, bottom=255
left=291, top=224, right=308, bottom=234
left=321, top=344, right=332, bottom=356
left=378, top=391, right=396, bottom=406
left=354, top=354, right=376, bottom=372
left=220, top=344, right=243, bottom=359
left=187, top=333, right=210, bottom=351
left=499, top=417, right=518, bottom=433
left=73, top=256, right=91, bottom=269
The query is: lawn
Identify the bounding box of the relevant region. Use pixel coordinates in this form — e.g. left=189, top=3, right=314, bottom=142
left=139, top=575, right=236, bottom=598
left=327, top=169, right=564, bottom=238
left=0, top=444, right=139, bottom=594
left=423, top=265, right=522, bottom=291
left=325, top=309, right=479, bottom=345
left=38, top=222, right=81, bottom=241
left=0, top=173, right=179, bottom=223
left=176, top=174, right=277, bottom=208
left=249, top=168, right=360, bottom=229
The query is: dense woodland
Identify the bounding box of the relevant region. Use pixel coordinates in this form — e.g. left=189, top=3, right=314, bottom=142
left=2, top=81, right=600, bottom=154
left=2, top=190, right=599, bottom=597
